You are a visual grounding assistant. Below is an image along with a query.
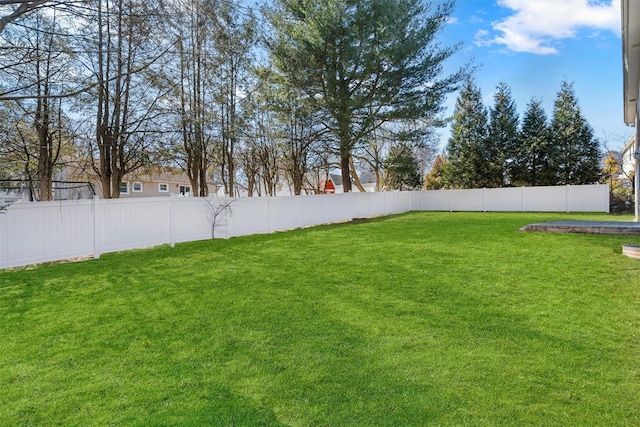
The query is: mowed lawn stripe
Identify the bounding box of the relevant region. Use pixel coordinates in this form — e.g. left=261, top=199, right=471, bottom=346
left=1, top=212, right=639, bottom=426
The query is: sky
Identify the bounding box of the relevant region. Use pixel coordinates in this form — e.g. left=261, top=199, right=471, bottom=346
left=435, top=0, right=632, bottom=152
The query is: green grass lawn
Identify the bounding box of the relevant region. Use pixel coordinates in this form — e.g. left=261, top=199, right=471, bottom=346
left=1, top=211, right=640, bottom=426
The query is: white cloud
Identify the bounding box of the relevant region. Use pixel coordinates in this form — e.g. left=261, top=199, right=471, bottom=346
left=476, top=0, right=621, bottom=55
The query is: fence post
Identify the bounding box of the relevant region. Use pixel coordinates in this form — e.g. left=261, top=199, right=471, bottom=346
left=169, top=193, right=176, bottom=248
left=483, top=187, right=486, bottom=212
left=521, top=186, right=525, bottom=212
left=92, top=196, right=101, bottom=260
left=566, top=185, right=570, bottom=213
left=266, top=196, right=271, bottom=233
left=383, top=191, right=387, bottom=216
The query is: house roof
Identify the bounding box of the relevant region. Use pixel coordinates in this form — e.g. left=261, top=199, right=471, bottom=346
left=126, top=169, right=215, bottom=186
left=622, top=0, right=640, bottom=125
left=622, top=133, right=636, bottom=154
left=358, top=171, right=376, bottom=184
left=127, top=172, right=191, bottom=184
left=329, top=173, right=343, bottom=186
left=328, top=171, right=377, bottom=186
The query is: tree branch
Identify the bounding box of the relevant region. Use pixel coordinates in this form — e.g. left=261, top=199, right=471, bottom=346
left=0, top=0, right=50, bottom=33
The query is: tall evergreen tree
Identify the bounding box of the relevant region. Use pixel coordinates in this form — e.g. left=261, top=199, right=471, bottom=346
left=516, top=98, right=552, bottom=186
left=264, top=0, right=464, bottom=192
left=446, top=78, right=489, bottom=188
left=487, top=81, right=518, bottom=187
left=423, top=152, right=448, bottom=190
left=383, top=143, right=422, bottom=190
left=549, top=81, right=601, bottom=185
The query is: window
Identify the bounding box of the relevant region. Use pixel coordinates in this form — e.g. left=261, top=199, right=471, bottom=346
left=179, top=185, right=191, bottom=196
left=132, top=182, right=143, bottom=192
left=119, top=182, right=129, bottom=194
left=158, top=183, right=169, bottom=192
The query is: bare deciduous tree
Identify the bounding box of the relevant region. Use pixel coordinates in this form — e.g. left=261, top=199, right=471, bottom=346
left=214, top=2, right=256, bottom=196
left=0, top=9, right=75, bottom=200
left=81, top=0, right=170, bottom=198
left=203, top=197, right=233, bottom=238
left=166, top=0, right=218, bottom=197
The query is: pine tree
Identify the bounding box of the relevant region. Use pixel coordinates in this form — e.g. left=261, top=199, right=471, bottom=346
left=487, top=81, right=519, bottom=187
left=383, top=143, right=422, bottom=190
left=264, top=0, right=464, bottom=192
left=423, top=152, right=448, bottom=190
left=446, top=78, right=489, bottom=188
left=550, top=81, right=601, bottom=185
left=516, top=98, right=553, bottom=186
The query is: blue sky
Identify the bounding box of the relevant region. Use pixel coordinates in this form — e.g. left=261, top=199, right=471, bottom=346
left=436, top=0, right=631, bottom=151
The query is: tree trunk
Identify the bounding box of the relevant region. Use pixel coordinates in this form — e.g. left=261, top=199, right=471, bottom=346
left=293, top=165, right=303, bottom=195
left=339, top=115, right=352, bottom=192
left=349, top=156, right=366, bottom=192
left=35, top=100, right=54, bottom=201
left=340, top=149, right=351, bottom=193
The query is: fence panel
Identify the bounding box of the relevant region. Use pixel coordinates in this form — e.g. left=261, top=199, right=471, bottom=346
left=408, top=191, right=423, bottom=211
left=420, top=190, right=452, bottom=211
left=97, top=198, right=171, bottom=254
left=298, top=195, right=331, bottom=228
left=328, top=193, right=354, bottom=223
left=372, top=192, right=393, bottom=216
left=395, top=192, right=413, bottom=214
left=225, top=197, right=269, bottom=237
left=0, top=184, right=610, bottom=269
left=568, top=184, right=609, bottom=213
left=485, top=187, right=523, bottom=211
left=451, top=189, right=484, bottom=211
left=522, top=186, right=568, bottom=212
left=267, top=197, right=305, bottom=232
left=172, top=197, right=212, bottom=242
left=0, top=200, right=94, bottom=269
left=350, top=192, right=374, bottom=218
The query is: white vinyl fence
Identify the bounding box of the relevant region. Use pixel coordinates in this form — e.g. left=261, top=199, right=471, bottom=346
left=0, top=184, right=609, bottom=269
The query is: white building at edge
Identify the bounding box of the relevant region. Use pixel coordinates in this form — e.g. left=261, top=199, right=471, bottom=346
left=622, top=0, right=640, bottom=221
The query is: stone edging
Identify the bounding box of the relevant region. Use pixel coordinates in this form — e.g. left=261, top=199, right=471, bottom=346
left=622, top=245, right=640, bottom=259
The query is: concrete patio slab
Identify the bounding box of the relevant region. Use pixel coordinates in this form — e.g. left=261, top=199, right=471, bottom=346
left=622, top=244, right=640, bottom=259
left=520, top=220, right=640, bottom=236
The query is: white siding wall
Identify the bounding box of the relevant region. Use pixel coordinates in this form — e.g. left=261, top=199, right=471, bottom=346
left=0, top=184, right=609, bottom=269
